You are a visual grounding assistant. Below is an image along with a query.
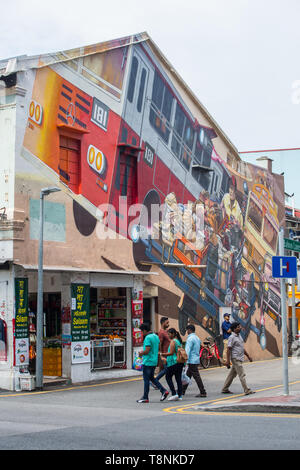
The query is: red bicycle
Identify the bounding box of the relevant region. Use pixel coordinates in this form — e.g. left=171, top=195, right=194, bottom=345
left=200, top=335, right=222, bottom=368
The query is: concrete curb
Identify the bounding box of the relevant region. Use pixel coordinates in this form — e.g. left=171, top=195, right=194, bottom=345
left=193, top=393, right=300, bottom=414
left=195, top=403, right=300, bottom=414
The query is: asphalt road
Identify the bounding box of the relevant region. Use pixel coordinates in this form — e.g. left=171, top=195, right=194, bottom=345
left=1, top=358, right=300, bottom=451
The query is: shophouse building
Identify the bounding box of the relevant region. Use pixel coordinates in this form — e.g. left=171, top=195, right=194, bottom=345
left=0, top=33, right=285, bottom=390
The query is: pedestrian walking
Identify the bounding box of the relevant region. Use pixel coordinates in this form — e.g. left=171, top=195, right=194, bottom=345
left=221, top=313, right=232, bottom=365
left=160, top=328, right=184, bottom=401
left=222, top=322, right=255, bottom=395
left=137, top=323, right=169, bottom=403
left=155, top=316, right=170, bottom=382
left=182, top=324, right=207, bottom=398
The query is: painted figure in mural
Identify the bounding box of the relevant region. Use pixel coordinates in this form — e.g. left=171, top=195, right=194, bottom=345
left=137, top=323, right=169, bottom=403
left=221, top=176, right=243, bottom=229
left=222, top=322, right=255, bottom=395
left=182, top=324, right=207, bottom=398
left=160, top=328, right=184, bottom=401
left=161, top=192, right=178, bottom=262
left=206, top=232, right=219, bottom=291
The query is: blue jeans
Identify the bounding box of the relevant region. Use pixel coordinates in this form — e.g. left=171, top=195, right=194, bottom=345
left=155, top=363, right=167, bottom=381
left=142, top=365, right=167, bottom=400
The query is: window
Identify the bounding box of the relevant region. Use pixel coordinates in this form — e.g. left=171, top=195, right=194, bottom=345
left=137, top=68, right=147, bottom=112
left=127, top=57, right=138, bottom=103
left=149, top=71, right=173, bottom=143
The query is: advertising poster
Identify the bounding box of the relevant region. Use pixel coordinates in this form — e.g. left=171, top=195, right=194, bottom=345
left=15, top=338, right=30, bottom=366
left=15, top=278, right=29, bottom=366
left=71, top=284, right=91, bottom=364
left=132, top=291, right=143, bottom=347
left=71, top=341, right=91, bottom=364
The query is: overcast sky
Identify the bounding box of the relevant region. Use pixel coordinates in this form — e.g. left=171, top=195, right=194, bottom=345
left=2, top=0, right=300, bottom=153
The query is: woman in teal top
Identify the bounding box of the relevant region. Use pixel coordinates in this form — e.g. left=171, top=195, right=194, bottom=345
left=160, top=328, right=184, bottom=401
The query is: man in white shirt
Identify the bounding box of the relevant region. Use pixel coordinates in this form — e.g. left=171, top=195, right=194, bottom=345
left=221, top=322, right=255, bottom=396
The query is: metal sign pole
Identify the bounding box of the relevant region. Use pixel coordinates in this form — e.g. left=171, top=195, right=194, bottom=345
left=279, top=228, right=289, bottom=395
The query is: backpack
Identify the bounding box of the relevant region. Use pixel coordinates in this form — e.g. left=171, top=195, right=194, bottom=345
left=177, top=346, right=188, bottom=364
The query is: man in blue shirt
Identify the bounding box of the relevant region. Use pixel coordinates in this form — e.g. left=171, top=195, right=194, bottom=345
left=222, top=313, right=232, bottom=365
left=182, top=324, right=207, bottom=398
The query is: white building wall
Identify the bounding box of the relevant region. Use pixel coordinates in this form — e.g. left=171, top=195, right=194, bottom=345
left=0, top=101, right=16, bottom=262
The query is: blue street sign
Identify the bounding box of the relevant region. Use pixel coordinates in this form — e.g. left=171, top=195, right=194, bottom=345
left=272, top=256, right=298, bottom=279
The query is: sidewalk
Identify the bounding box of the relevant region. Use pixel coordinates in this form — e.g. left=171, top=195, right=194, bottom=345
left=193, top=390, right=300, bottom=414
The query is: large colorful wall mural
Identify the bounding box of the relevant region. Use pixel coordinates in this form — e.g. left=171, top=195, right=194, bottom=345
left=19, top=34, right=285, bottom=356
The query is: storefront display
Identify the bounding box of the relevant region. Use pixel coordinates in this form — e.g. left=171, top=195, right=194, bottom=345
left=97, top=288, right=127, bottom=339
left=89, top=287, right=128, bottom=370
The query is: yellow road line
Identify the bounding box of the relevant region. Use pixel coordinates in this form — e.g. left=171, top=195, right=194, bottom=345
left=0, top=376, right=143, bottom=398
left=164, top=380, right=300, bottom=418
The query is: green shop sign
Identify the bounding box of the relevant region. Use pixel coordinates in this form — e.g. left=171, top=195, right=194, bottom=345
left=15, top=278, right=29, bottom=339
left=71, top=284, right=90, bottom=342
left=284, top=238, right=300, bottom=253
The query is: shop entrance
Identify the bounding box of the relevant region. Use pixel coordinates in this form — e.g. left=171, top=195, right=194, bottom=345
left=28, top=292, right=62, bottom=377
left=90, top=287, right=127, bottom=370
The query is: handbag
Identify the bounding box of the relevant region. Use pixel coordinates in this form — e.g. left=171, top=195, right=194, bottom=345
left=176, top=346, right=188, bottom=363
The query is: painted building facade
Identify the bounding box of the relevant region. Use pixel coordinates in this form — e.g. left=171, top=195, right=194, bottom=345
left=0, top=33, right=285, bottom=390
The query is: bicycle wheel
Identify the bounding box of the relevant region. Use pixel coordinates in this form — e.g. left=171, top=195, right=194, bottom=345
left=200, top=348, right=210, bottom=369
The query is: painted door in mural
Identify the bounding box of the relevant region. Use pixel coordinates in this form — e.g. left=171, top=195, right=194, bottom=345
left=124, top=51, right=149, bottom=137
left=59, top=136, right=81, bottom=194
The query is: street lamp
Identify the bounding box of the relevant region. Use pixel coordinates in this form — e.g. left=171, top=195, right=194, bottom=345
left=36, top=187, right=61, bottom=390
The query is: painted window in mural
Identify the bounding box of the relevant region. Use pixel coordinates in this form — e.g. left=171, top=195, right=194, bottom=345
left=58, top=45, right=128, bottom=100
left=247, top=198, right=263, bottom=233
left=127, top=57, right=138, bottom=103
left=195, top=128, right=213, bottom=168
left=263, top=217, right=277, bottom=252
left=83, top=47, right=127, bottom=97
left=137, top=68, right=147, bottom=113
left=149, top=70, right=173, bottom=143
left=171, top=103, right=194, bottom=170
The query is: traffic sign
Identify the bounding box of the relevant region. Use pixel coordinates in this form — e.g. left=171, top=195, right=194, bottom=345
left=272, top=256, right=297, bottom=278
left=284, top=238, right=300, bottom=253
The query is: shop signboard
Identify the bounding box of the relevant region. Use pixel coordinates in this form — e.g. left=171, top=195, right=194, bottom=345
left=14, top=278, right=29, bottom=366
left=71, top=284, right=91, bottom=364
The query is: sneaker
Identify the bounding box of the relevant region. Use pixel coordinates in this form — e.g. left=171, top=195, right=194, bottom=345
left=178, top=396, right=183, bottom=401
left=160, top=391, right=169, bottom=401
left=137, top=398, right=149, bottom=403
left=195, top=393, right=207, bottom=398
left=222, top=390, right=233, bottom=394
left=244, top=390, right=255, bottom=396
left=167, top=394, right=179, bottom=401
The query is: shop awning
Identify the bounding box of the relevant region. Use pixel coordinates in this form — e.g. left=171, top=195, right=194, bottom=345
left=15, top=263, right=158, bottom=276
